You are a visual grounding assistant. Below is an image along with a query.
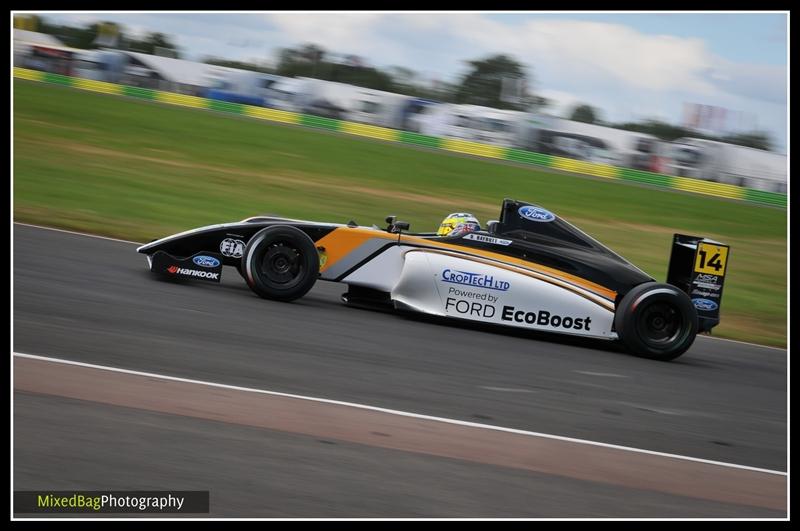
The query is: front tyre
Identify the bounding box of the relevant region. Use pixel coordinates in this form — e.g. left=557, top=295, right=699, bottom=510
left=242, top=226, right=319, bottom=301
left=614, top=282, right=698, bottom=361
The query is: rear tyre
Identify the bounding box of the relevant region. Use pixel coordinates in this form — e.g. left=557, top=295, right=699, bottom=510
left=242, top=226, right=319, bottom=301
left=614, top=282, right=698, bottom=361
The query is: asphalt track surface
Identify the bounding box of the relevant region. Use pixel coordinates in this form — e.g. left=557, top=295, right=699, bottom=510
left=13, top=224, right=787, bottom=518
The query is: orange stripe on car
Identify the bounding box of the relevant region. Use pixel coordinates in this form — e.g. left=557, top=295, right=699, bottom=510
left=399, top=234, right=618, bottom=302
left=314, top=227, right=397, bottom=273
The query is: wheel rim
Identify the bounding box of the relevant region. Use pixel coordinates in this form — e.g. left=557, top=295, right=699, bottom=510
left=636, top=301, right=684, bottom=346
left=259, top=242, right=304, bottom=286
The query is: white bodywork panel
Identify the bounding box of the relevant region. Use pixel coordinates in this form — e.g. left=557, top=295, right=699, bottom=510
left=344, top=247, right=617, bottom=340
left=339, top=246, right=407, bottom=291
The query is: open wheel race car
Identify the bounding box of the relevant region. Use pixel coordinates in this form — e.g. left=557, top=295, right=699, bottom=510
left=137, top=198, right=729, bottom=361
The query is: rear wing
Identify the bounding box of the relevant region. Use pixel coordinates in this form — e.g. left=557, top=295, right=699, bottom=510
left=666, top=234, right=730, bottom=333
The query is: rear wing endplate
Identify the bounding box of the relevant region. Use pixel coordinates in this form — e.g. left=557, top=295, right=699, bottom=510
left=667, top=234, right=730, bottom=333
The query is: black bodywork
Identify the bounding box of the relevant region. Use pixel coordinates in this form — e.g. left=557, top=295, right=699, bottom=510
left=138, top=219, right=336, bottom=271
left=452, top=199, right=653, bottom=297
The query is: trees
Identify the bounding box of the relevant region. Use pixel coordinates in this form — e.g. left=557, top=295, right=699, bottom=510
left=298, top=43, right=325, bottom=64
left=36, top=19, right=102, bottom=49
left=203, top=57, right=273, bottom=74
left=275, top=43, right=326, bottom=76
left=34, top=17, right=181, bottom=57
left=454, top=54, right=531, bottom=111
left=531, top=95, right=551, bottom=109
left=127, top=32, right=180, bottom=58
left=719, top=132, right=772, bottom=151
left=569, top=104, right=600, bottom=124
left=386, top=66, right=417, bottom=89
left=611, top=120, right=774, bottom=151
left=612, top=120, right=688, bottom=141
left=275, top=43, right=397, bottom=92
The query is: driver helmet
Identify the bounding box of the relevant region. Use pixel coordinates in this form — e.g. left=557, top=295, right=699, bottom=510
left=437, top=212, right=481, bottom=238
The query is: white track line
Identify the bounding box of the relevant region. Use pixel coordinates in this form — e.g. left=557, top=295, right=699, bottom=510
left=13, top=351, right=786, bottom=477
left=13, top=222, right=787, bottom=351
left=13, top=222, right=142, bottom=245
left=574, top=371, right=628, bottom=378
left=695, top=334, right=787, bottom=352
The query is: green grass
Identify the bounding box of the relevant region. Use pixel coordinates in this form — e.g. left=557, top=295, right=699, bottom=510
left=13, top=80, right=787, bottom=347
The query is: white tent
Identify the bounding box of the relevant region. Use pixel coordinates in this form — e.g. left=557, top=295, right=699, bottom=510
left=123, top=51, right=222, bottom=86
left=14, top=29, right=64, bottom=47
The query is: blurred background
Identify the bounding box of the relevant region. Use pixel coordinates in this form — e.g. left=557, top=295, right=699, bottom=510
left=13, top=12, right=788, bottom=192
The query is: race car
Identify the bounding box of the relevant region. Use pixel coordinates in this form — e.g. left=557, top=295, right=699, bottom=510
left=137, top=198, right=729, bottom=361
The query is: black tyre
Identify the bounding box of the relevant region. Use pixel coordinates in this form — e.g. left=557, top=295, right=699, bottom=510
left=242, top=226, right=319, bottom=301
left=614, top=282, right=698, bottom=361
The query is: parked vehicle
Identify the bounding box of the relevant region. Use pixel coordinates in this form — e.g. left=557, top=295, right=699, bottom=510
left=203, top=69, right=282, bottom=107
left=528, top=116, right=663, bottom=170
left=667, top=138, right=787, bottom=192
left=264, top=77, right=316, bottom=112
left=412, top=104, right=527, bottom=147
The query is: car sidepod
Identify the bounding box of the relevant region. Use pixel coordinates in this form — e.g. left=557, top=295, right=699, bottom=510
left=390, top=249, right=617, bottom=340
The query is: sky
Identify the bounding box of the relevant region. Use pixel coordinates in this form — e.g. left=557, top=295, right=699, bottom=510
left=35, top=11, right=789, bottom=152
